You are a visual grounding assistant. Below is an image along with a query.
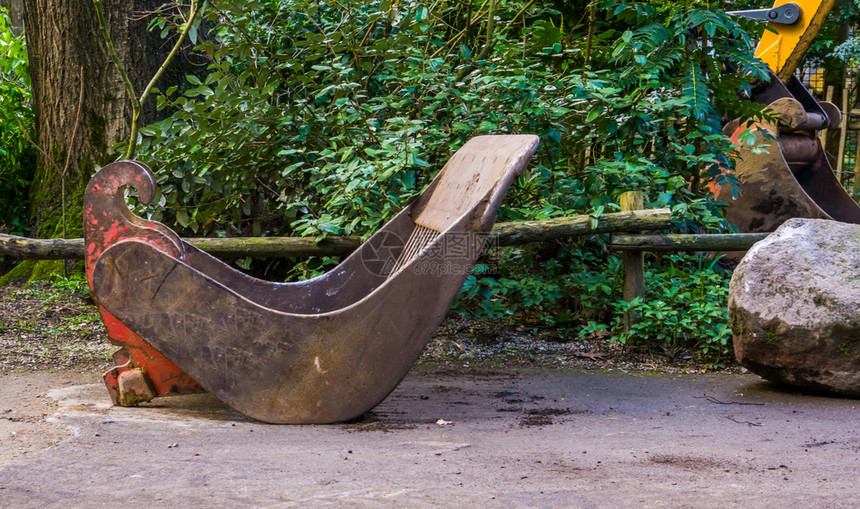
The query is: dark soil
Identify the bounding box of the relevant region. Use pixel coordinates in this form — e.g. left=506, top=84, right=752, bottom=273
left=0, top=280, right=742, bottom=376
left=420, top=318, right=742, bottom=375
left=0, top=281, right=113, bottom=373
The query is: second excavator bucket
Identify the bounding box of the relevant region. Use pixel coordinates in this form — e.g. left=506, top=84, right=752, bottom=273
left=713, top=73, right=860, bottom=234
left=715, top=0, right=860, bottom=234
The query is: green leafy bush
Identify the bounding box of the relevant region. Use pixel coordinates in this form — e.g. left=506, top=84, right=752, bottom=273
left=452, top=245, right=621, bottom=328
left=0, top=7, right=35, bottom=236
left=454, top=250, right=734, bottom=365
left=131, top=0, right=768, bottom=360
left=584, top=254, right=733, bottom=365
left=138, top=0, right=768, bottom=237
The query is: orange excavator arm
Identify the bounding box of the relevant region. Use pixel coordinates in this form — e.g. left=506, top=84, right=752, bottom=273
left=752, top=0, right=836, bottom=81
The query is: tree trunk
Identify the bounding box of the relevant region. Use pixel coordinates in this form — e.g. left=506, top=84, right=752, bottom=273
left=0, top=0, right=24, bottom=33
left=10, top=1, right=198, bottom=282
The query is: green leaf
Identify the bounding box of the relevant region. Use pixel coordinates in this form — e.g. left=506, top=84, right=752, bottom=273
left=585, top=106, right=603, bottom=123
left=682, top=62, right=710, bottom=120
left=175, top=209, right=190, bottom=228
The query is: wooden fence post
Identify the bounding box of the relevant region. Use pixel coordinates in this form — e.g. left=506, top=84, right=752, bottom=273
left=821, top=85, right=835, bottom=151
left=836, top=86, right=850, bottom=183
left=854, top=134, right=860, bottom=198
left=619, top=191, right=645, bottom=331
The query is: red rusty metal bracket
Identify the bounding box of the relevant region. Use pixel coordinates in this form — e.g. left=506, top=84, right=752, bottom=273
left=84, top=161, right=204, bottom=405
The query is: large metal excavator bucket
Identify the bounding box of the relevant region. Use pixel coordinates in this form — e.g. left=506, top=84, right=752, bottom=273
left=714, top=75, right=860, bottom=233
left=716, top=0, right=860, bottom=233
left=84, top=135, right=539, bottom=423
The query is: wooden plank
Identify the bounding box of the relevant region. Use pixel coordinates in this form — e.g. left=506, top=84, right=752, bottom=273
left=610, top=233, right=770, bottom=251
left=414, top=135, right=538, bottom=231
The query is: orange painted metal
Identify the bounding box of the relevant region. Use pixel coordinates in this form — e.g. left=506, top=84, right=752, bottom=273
left=84, top=161, right=204, bottom=405
left=755, top=0, right=835, bottom=81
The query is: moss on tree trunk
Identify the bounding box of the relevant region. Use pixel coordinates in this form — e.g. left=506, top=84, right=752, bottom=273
left=9, top=0, right=203, bottom=284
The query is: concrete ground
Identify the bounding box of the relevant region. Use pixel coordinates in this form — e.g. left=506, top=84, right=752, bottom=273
left=0, top=366, right=858, bottom=508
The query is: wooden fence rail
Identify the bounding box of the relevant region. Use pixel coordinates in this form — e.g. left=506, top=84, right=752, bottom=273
left=607, top=194, right=772, bottom=330
left=609, top=233, right=769, bottom=252
left=1, top=209, right=672, bottom=261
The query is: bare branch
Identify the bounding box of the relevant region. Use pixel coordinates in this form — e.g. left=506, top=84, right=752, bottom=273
left=92, top=0, right=204, bottom=160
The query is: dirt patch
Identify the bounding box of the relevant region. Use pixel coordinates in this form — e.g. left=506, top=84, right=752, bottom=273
left=420, top=318, right=743, bottom=375
left=519, top=414, right=553, bottom=426
left=519, top=407, right=572, bottom=427
left=0, top=370, right=99, bottom=465
left=802, top=439, right=837, bottom=448
left=342, top=421, right=419, bottom=433
left=524, top=407, right=571, bottom=417
left=340, top=412, right=419, bottom=433
left=649, top=454, right=739, bottom=472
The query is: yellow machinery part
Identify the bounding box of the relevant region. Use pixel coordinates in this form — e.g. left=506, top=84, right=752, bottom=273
left=755, top=0, right=835, bottom=80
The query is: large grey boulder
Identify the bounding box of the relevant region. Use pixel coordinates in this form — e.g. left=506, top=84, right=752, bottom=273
left=729, top=218, right=860, bottom=396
